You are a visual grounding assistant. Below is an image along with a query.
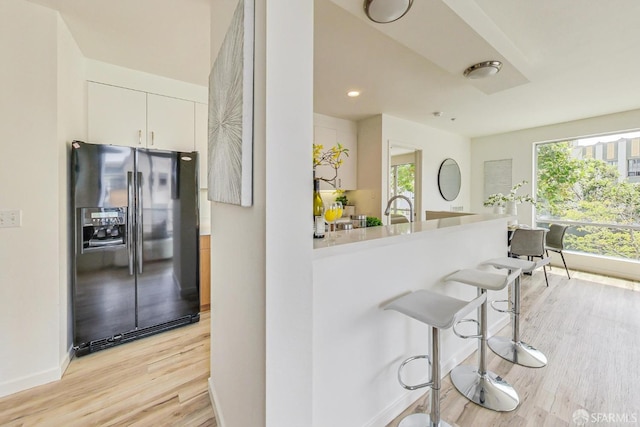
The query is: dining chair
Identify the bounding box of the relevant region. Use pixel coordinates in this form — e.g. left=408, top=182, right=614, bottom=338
left=545, top=224, right=570, bottom=279
left=509, top=228, right=551, bottom=286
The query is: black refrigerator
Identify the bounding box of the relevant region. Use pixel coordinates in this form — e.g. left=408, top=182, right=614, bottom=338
left=71, top=141, right=200, bottom=356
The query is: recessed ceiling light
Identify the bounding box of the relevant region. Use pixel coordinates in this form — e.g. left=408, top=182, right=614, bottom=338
left=347, top=90, right=360, bottom=97
left=463, top=61, right=503, bottom=79
left=364, top=0, right=413, bottom=24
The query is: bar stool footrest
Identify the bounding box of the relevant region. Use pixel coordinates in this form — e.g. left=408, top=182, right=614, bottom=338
left=452, top=318, right=482, bottom=339
left=398, top=354, right=432, bottom=391
left=490, top=299, right=513, bottom=314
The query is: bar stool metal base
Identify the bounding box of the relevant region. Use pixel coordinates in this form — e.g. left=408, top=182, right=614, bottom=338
left=398, top=413, right=452, bottom=427
left=488, top=336, right=547, bottom=368
left=450, top=365, right=519, bottom=412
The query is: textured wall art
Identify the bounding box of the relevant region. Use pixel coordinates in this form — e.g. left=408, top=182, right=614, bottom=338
left=484, top=158, right=512, bottom=201
left=207, top=0, right=254, bottom=206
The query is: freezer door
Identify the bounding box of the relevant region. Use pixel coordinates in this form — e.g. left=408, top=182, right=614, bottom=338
left=71, top=141, right=137, bottom=345
left=135, top=149, right=199, bottom=329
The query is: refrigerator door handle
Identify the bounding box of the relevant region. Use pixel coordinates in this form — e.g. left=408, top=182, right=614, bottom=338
left=136, top=171, right=143, bottom=274
left=127, top=172, right=134, bottom=276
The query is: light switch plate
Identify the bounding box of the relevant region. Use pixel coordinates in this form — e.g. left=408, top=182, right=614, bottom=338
left=0, top=209, right=22, bottom=228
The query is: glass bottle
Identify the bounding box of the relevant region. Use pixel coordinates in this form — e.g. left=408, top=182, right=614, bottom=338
left=313, top=178, right=325, bottom=238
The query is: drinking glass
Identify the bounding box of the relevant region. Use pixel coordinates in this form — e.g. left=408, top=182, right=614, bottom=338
left=324, top=202, right=338, bottom=240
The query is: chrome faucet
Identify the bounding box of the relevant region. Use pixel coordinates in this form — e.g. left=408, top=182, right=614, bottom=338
left=384, top=195, right=414, bottom=223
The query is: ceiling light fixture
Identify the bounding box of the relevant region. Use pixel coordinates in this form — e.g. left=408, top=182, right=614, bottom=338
left=347, top=90, right=361, bottom=97
left=364, top=0, right=413, bottom=24
left=463, top=61, right=503, bottom=79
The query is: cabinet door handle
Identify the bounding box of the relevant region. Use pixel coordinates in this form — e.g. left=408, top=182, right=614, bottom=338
left=338, top=178, right=342, bottom=188
left=138, top=130, right=142, bottom=145
left=151, top=131, right=155, bottom=146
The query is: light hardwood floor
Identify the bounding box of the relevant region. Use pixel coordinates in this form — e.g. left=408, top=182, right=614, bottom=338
left=1, top=270, right=637, bottom=427
left=0, top=312, right=216, bottom=427
left=387, top=269, right=640, bottom=427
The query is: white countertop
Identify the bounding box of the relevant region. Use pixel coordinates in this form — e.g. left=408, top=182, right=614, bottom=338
left=313, top=213, right=510, bottom=259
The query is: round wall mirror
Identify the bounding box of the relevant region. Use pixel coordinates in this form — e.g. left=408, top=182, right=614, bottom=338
left=437, top=158, right=461, bottom=201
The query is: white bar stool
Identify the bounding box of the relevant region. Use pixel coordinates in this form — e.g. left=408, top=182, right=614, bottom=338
left=444, top=268, right=521, bottom=412
left=482, top=257, right=548, bottom=368
left=384, top=289, right=486, bottom=427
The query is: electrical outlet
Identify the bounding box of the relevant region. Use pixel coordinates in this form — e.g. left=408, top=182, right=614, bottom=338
left=0, top=209, right=22, bottom=228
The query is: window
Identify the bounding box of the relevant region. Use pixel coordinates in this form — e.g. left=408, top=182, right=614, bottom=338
left=389, top=163, right=415, bottom=218
left=584, top=146, right=594, bottom=158
left=631, top=138, right=640, bottom=157
left=606, top=142, right=616, bottom=160
left=535, top=131, right=640, bottom=261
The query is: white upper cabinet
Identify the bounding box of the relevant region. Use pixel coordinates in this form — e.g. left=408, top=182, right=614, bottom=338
left=88, top=82, right=196, bottom=151
left=147, top=93, right=195, bottom=152
left=313, top=113, right=357, bottom=191
left=194, top=103, right=208, bottom=189
left=88, top=82, right=146, bottom=147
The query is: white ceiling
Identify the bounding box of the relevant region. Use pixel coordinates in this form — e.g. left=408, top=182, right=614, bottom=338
left=26, top=0, right=640, bottom=138
left=26, top=0, right=211, bottom=87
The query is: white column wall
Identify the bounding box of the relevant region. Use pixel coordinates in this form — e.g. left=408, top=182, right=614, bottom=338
left=264, top=0, right=314, bottom=425
left=207, top=0, right=265, bottom=425
left=208, top=0, right=314, bottom=426
left=470, top=108, right=640, bottom=281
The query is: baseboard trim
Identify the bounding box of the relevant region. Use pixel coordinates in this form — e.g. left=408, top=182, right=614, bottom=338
left=0, top=367, right=60, bottom=399
left=363, top=389, right=423, bottom=427
left=363, top=314, right=511, bottom=427
left=208, top=377, right=226, bottom=427
left=60, top=344, right=73, bottom=377
left=0, top=345, right=75, bottom=399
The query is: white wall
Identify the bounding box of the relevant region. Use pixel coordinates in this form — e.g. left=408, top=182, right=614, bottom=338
left=383, top=114, right=471, bottom=219
left=208, top=0, right=314, bottom=426
left=0, top=0, right=82, bottom=397
left=264, top=0, right=314, bottom=424
left=353, top=114, right=471, bottom=221
left=470, top=109, right=640, bottom=281
left=85, top=59, right=208, bottom=103
left=56, top=9, right=87, bottom=373
left=208, top=2, right=259, bottom=424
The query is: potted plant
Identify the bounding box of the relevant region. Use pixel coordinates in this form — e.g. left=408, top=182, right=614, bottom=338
left=335, top=192, right=348, bottom=206
left=484, top=180, right=536, bottom=215
left=483, top=193, right=508, bottom=213
left=366, top=216, right=383, bottom=227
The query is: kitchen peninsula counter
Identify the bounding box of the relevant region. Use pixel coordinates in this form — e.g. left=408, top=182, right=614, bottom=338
left=313, top=213, right=507, bottom=257
left=311, top=214, right=511, bottom=426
